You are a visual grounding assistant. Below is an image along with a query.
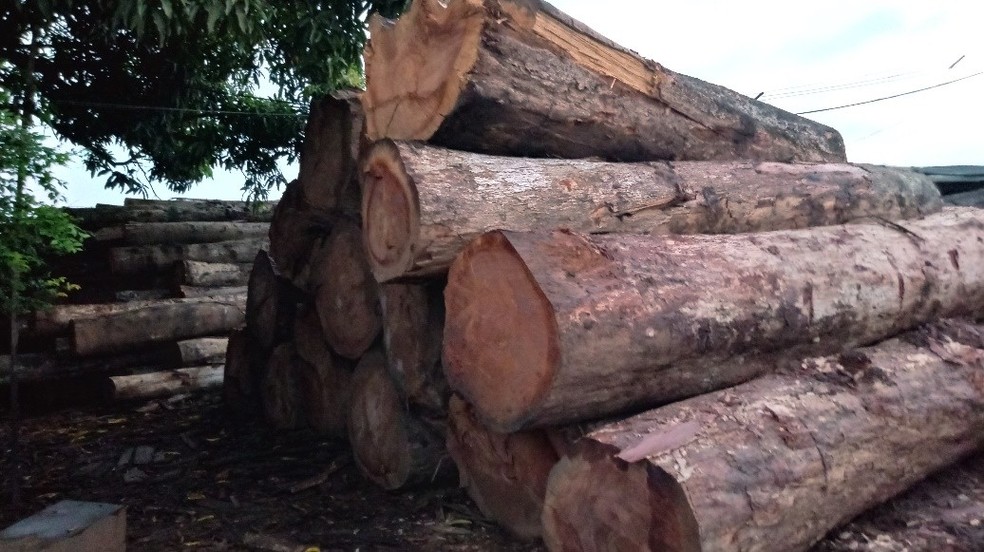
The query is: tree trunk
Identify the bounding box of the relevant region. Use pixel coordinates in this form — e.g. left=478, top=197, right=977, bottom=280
left=71, top=298, right=246, bottom=357
left=178, top=285, right=248, bottom=299
left=176, top=261, right=252, bottom=287
left=119, top=221, right=270, bottom=245
left=541, top=320, right=984, bottom=552
left=379, top=282, right=449, bottom=413
left=298, top=90, right=365, bottom=214
left=171, top=337, right=229, bottom=366
left=446, top=396, right=561, bottom=540
left=444, top=208, right=984, bottom=432
left=361, top=141, right=941, bottom=280
left=312, top=220, right=382, bottom=359
left=108, top=365, right=224, bottom=401
left=268, top=180, right=335, bottom=290
left=0, top=347, right=171, bottom=384
left=108, top=238, right=269, bottom=275
left=66, top=199, right=277, bottom=229
left=245, top=250, right=296, bottom=353
left=261, top=342, right=304, bottom=430
left=363, top=0, right=845, bottom=164
left=223, top=328, right=263, bottom=420
left=347, top=348, right=451, bottom=490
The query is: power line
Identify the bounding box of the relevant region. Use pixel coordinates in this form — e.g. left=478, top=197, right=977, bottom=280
left=796, top=71, right=983, bottom=115
left=51, top=98, right=306, bottom=117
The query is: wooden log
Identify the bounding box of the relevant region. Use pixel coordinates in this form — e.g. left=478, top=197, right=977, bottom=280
left=361, top=140, right=942, bottom=280
left=245, top=250, right=296, bottom=353
left=71, top=296, right=246, bottom=357
left=347, top=348, right=451, bottom=490
left=176, top=261, right=252, bottom=287
left=119, top=221, right=270, bottom=245
left=541, top=320, right=984, bottom=552
left=293, top=306, right=353, bottom=436
left=261, top=342, right=304, bottom=430
left=298, top=90, right=365, bottom=214
left=312, top=220, right=382, bottom=359
left=178, top=285, right=248, bottom=299
left=66, top=199, right=276, bottom=229
left=446, top=396, right=561, bottom=540
left=108, top=365, right=224, bottom=401
left=945, top=187, right=984, bottom=208
left=363, top=0, right=845, bottom=163
left=0, top=347, right=171, bottom=384
left=114, top=289, right=172, bottom=302
left=444, top=208, right=984, bottom=431
left=380, top=282, right=448, bottom=413
left=108, top=238, right=269, bottom=275
left=223, top=328, right=263, bottom=420
left=172, top=337, right=229, bottom=366
left=268, top=180, right=334, bottom=289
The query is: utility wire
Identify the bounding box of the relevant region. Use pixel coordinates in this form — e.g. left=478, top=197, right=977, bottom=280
left=796, top=71, right=983, bottom=115
left=51, top=98, right=306, bottom=117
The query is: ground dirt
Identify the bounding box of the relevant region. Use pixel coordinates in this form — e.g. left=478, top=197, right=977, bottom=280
left=1, top=391, right=982, bottom=551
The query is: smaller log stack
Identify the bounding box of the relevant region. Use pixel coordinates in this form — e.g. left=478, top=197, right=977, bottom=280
left=2, top=198, right=275, bottom=402
left=227, top=0, right=984, bottom=549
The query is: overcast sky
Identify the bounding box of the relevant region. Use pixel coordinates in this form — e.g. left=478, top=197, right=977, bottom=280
left=58, top=0, right=983, bottom=206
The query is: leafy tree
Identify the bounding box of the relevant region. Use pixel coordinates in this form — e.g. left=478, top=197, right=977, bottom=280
left=0, top=0, right=408, bottom=199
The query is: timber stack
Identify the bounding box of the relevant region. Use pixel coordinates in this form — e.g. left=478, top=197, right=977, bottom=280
left=1, top=198, right=275, bottom=401
left=227, top=0, right=984, bottom=549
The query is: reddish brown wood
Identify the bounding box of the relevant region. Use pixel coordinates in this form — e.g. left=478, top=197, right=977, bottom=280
left=380, top=282, right=448, bottom=413
left=444, top=208, right=984, bottom=431
left=542, top=320, right=984, bottom=552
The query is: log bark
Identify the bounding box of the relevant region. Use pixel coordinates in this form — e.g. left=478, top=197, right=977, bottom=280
left=261, top=342, right=304, bottom=430
left=347, top=348, right=451, bottom=490
left=541, top=320, right=984, bottom=552
left=0, top=348, right=171, bottom=384
left=312, top=220, right=382, bottom=359
left=363, top=0, right=845, bottom=163
left=446, top=396, right=561, bottom=540
left=223, top=328, right=263, bottom=420
left=66, top=199, right=277, bottom=229
left=298, top=90, right=365, bottom=214
left=71, top=297, right=246, bottom=357
left=108, top=365, right=224, bottom=401
left=443, top=208, right=984, bottom=431
left=176, top=261, right=252, bottom=287
left=120, top=221, right=270, bottom=245
left=294, top=302, right=353, bottom=436
left=380, top=282, right=448, bottom=413
left=108, top=238, right=269, bottom=275
left=172, top=337, right=229, bottom=366
left=178, top=285, right=248, bottom=299
left=114, top=289, right=172, bottom=302
left=361, top=140, right=941, bottom=280
left=245, top=250, right=296, bottom=353
left=268, top=180, right=335, bottom=289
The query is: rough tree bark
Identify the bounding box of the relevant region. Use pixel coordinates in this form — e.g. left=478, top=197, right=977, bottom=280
left=108, top=366, right=224, bottom=401
left=312, top=220, right=382, bottom=359
left=66, top=198, right=277, bottom=228
left=245, top=250, right=296, bottom=353
left=363, top=0, right=845, bottom=163
left=175, top=261, right=252, bottom=288
left=444, top=208, right=984, bottom=431
left=298, top=90, right=365, bottom=214
left=347, top=348, right=451, bottom=490
left=446, top=396, right=561, bottom=540
left=118, top=221, right=270, bottom=245
left=380, top=282, right=449, bottom=413
left=541, top=320, right=984, bottom=552
left=268, top=180, right=334, bottom=289
left=109, top=238, right=269, bottom=275
left=360, top=140, right=940, bottom=280
left=171, top=337, right=229, bottom=366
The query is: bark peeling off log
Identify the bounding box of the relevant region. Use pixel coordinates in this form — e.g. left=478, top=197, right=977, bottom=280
left=444, top=208, right=984, bottom=431
left=361, top=140, right=940, bottom=281
left=542, top=320, right=984, bottom=552
left=364, top=0, right=845, bottom=163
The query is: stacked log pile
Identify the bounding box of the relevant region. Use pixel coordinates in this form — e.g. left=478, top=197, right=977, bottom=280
left=2, top=198, right=274, bottom=401
left=228, top=0, right=984, bottom=550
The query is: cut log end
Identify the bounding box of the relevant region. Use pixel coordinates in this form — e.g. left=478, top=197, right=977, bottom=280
left=543, top=442, right=700, bottom=552
left=444, top=231, right=559, bottom=432
left=361, top=140, right=419, bottom=282
left=364, top=0, right=484, bottom=141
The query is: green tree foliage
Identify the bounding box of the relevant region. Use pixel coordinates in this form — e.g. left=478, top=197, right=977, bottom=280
left=0, top=0, right=408, bottom=199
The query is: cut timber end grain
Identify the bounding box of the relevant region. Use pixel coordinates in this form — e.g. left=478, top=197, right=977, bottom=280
left=443, top=208, right=984, bottom=432
left=363, top=0, right=845, bottom=163
left=380, top=282, right=448, bottom=413
left=360, top=140, right=941, bottom=281
left=298, top=90, right=365, bottom=214
left=541, top=320, right=984, bottom=552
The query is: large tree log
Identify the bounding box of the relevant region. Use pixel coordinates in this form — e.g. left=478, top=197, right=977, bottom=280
left=0, top=348, right=172, bottom=384
left=71, top=297, right=246, bottom=357
left=118, top=221, right=270, bottom=245
left=176, top=261, right=252, bottom=287
left=171, top=337, right=229, bottom=366
left=292, top=306, right=353, bottom=437
left=446, top=396, right=561, bottom=540
left=108, top=365, right=225, bottom=401
left=361, top=141, right=941, bottom=281
left=65, top=199, right=277, bottom=229
left=363, top=0, right=845, bottom=163
left=178, top=285, right=248, bottom=299
left=312, top=220, right=382, bottom=359
left=245, top=250, right=296, bottom=353
left=945, top=188, right=984, bottom=208
left=444, top=208, right=984, bottom=431
left=268, top=180, right=334, bottom=289
left=541, top=320, right=984, bottom=552
left=348, top=348, right=451, bottom=490
left=298, top=90, right=365, bottom=214
left=114, top=289, right=172, bottom=302
left=380, top=282, right=448, bottom=413
left=261, top=342, right=304, bottom=430
left=223, top=328, right=263, bottom=420
left=108, top=238, right=269, bottom=275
